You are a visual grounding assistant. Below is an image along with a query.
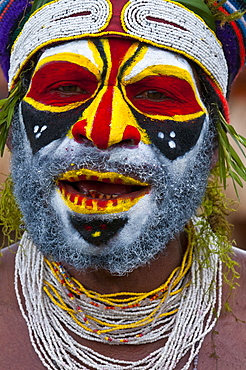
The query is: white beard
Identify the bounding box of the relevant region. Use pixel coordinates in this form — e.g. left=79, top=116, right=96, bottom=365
left=11, top=106, right=213, bottom=275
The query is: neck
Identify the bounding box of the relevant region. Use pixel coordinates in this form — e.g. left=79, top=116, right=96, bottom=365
left=64, top=231, right=187, bottom=294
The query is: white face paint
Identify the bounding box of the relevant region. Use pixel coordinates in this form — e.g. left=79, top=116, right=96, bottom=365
left=11, top=38, right=213, bottom=275
left=39, top=39, right=102, bottom=70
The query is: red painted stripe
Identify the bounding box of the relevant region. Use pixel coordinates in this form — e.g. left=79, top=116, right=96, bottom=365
left=107, top=38, right=134, bottom=85
left=90, top=39, right=134, bottom=148
left=90, top=85, right=114, bottom=149
left=203, top=74, right=230, bottom=123
left=126, top=75, right=202, bottom=116
left=27, top=61, right=98, bottom=106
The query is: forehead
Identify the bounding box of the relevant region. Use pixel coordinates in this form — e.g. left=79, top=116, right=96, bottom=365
left=37, top=38, right=195, bottom=78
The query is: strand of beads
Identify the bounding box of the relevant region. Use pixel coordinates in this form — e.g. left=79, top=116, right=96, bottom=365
left=41, top=234, right=193, bottom=344
left=45, top=233, right=193, bottom=310
left=15, top=222, right=222, bottom=369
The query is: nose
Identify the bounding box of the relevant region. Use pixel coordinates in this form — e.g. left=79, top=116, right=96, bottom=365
left=71, top=86, right=149, bottom=149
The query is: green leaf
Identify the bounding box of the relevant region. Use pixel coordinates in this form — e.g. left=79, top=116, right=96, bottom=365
left=216, top=106, right=246, bottom=194
left=177, top=0, right=216, bottom=31
left=30, top=0, right=55, bottom=14
left=229, top=170, right=243, bottom=187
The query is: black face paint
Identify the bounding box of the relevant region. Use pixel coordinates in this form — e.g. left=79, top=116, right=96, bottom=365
left=21, top=100, right=93, bottom=154
left=69, top=216, right=128, bottom=246
left=130, top=108, right=205, bottom=160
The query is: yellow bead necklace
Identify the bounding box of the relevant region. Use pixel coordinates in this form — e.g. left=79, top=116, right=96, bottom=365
left=43, top=230, right=193, bottom=344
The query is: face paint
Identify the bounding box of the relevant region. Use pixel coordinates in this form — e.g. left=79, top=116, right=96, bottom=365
left=12, top=38, right=213, bottom=275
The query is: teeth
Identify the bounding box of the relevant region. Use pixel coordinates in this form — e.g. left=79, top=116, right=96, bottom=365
left=89, top=190, right=98, bottom=198
left=87, top=190, right=119, bottom=200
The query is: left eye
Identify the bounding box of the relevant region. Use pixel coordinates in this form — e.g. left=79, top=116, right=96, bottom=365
left=135, top=90, right=169, bottom=101
left=55, top=85, right=88, bottom=95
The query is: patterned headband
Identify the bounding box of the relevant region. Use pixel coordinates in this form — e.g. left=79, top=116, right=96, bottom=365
left=0, top=0, right=245, bottom=95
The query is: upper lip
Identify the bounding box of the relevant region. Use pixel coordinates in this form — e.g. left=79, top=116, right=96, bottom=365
left=57, top=168, right=149, bottom=186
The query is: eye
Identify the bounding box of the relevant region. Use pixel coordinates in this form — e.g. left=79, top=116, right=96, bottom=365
left=25, top=61, right=99, bottom=107
left=55, top=84, right=88, bottom=95
left=135, top=90, right=169, bottom=101
left=125, top=75, right=203, bottom=117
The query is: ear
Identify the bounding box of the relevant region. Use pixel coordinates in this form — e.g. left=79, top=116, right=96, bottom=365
left=6, top=127, right=12, bottom=152
left=210, top=142, right=219, bottom=170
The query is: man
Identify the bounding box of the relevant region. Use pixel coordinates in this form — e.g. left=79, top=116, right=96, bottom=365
left=0, top=0, right=246, bottom=369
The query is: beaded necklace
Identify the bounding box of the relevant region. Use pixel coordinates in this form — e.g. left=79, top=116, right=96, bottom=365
left=42, top=236, right=192, bottom=344
left=15, top=222, right=222, bottom=369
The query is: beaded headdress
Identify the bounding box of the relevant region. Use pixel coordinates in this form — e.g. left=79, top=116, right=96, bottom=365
left=0, top=0, right=245, bottom=187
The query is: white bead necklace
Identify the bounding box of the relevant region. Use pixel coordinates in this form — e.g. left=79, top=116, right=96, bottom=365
left=15, top=228, right=222, bottom=370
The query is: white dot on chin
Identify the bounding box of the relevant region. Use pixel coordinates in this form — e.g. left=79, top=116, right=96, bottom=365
left=170, top=131, right=176, bottom=138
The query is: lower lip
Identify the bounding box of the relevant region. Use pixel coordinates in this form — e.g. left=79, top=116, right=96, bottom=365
left=57, top=182, right=150, bottom=214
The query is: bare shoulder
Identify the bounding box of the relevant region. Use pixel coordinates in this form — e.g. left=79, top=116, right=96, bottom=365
left=213, top=247, right=246, bottom=368
left=0, top=244, right=18, bottom=296
left=229, top=246, right=246, bottom=304
left=0, top=244, right=46, bottom=369
left=199, top=247, right=246, bottom=369
left=0, top=244, right=19, bottom=327
left=219, top=246, right=246, bottom=318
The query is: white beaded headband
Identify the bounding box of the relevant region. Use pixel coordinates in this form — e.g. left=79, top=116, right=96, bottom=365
left=9, top=0, right=228, bottom=94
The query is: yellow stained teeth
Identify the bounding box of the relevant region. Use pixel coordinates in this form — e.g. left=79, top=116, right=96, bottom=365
left=89, top=190, right=97, bottom=198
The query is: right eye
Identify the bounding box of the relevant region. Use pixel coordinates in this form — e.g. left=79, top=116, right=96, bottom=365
left=54, top=84, right=89, bottom=95
left=134, top=90, right=170, bottom=102
left=25, top=61, right=98, bottom=107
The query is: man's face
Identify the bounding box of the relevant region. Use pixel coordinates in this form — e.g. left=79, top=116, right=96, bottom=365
left=11, top=38, right=213, bottom=274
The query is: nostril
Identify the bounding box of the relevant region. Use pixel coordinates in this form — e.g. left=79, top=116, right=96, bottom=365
left=122, top=125, right=141, bottom=146
left=120, top=138, right=139, bottom=148
left=72, top=119, right=87, bottom=144
left=74, top=133, right=87, bottom=144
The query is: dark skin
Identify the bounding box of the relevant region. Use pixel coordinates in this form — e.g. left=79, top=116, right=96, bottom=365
left=1, top=232, right=246, bottom=369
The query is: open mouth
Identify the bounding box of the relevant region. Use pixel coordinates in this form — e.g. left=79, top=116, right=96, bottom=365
left=57, top=168, right=150, bottom=214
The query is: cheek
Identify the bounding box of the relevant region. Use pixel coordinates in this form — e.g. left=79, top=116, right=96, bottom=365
left=132, top=109, right=206, bottom=161
left=21, top=101, right=90, bottom=153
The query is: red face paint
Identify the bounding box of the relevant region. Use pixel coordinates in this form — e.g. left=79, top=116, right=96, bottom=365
left=125, top=75, right=202, bottom=116
left=26, top=61, right=98, bottom=106
left=90, top=39, right=136, bottom=149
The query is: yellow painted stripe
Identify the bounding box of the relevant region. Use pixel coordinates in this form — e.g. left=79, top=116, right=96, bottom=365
left=58, top=189, right=147, bottom=214
left=34, top=52, right=102, bottom=78
left=109, top=86, right=150, bottom=145
left=58, top=168, right=149, bottom=186
left=23, top=96, right=86, bottom=112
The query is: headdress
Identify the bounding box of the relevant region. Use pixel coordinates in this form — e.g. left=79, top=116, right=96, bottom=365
left=0, top=0, right=245, bottom=188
